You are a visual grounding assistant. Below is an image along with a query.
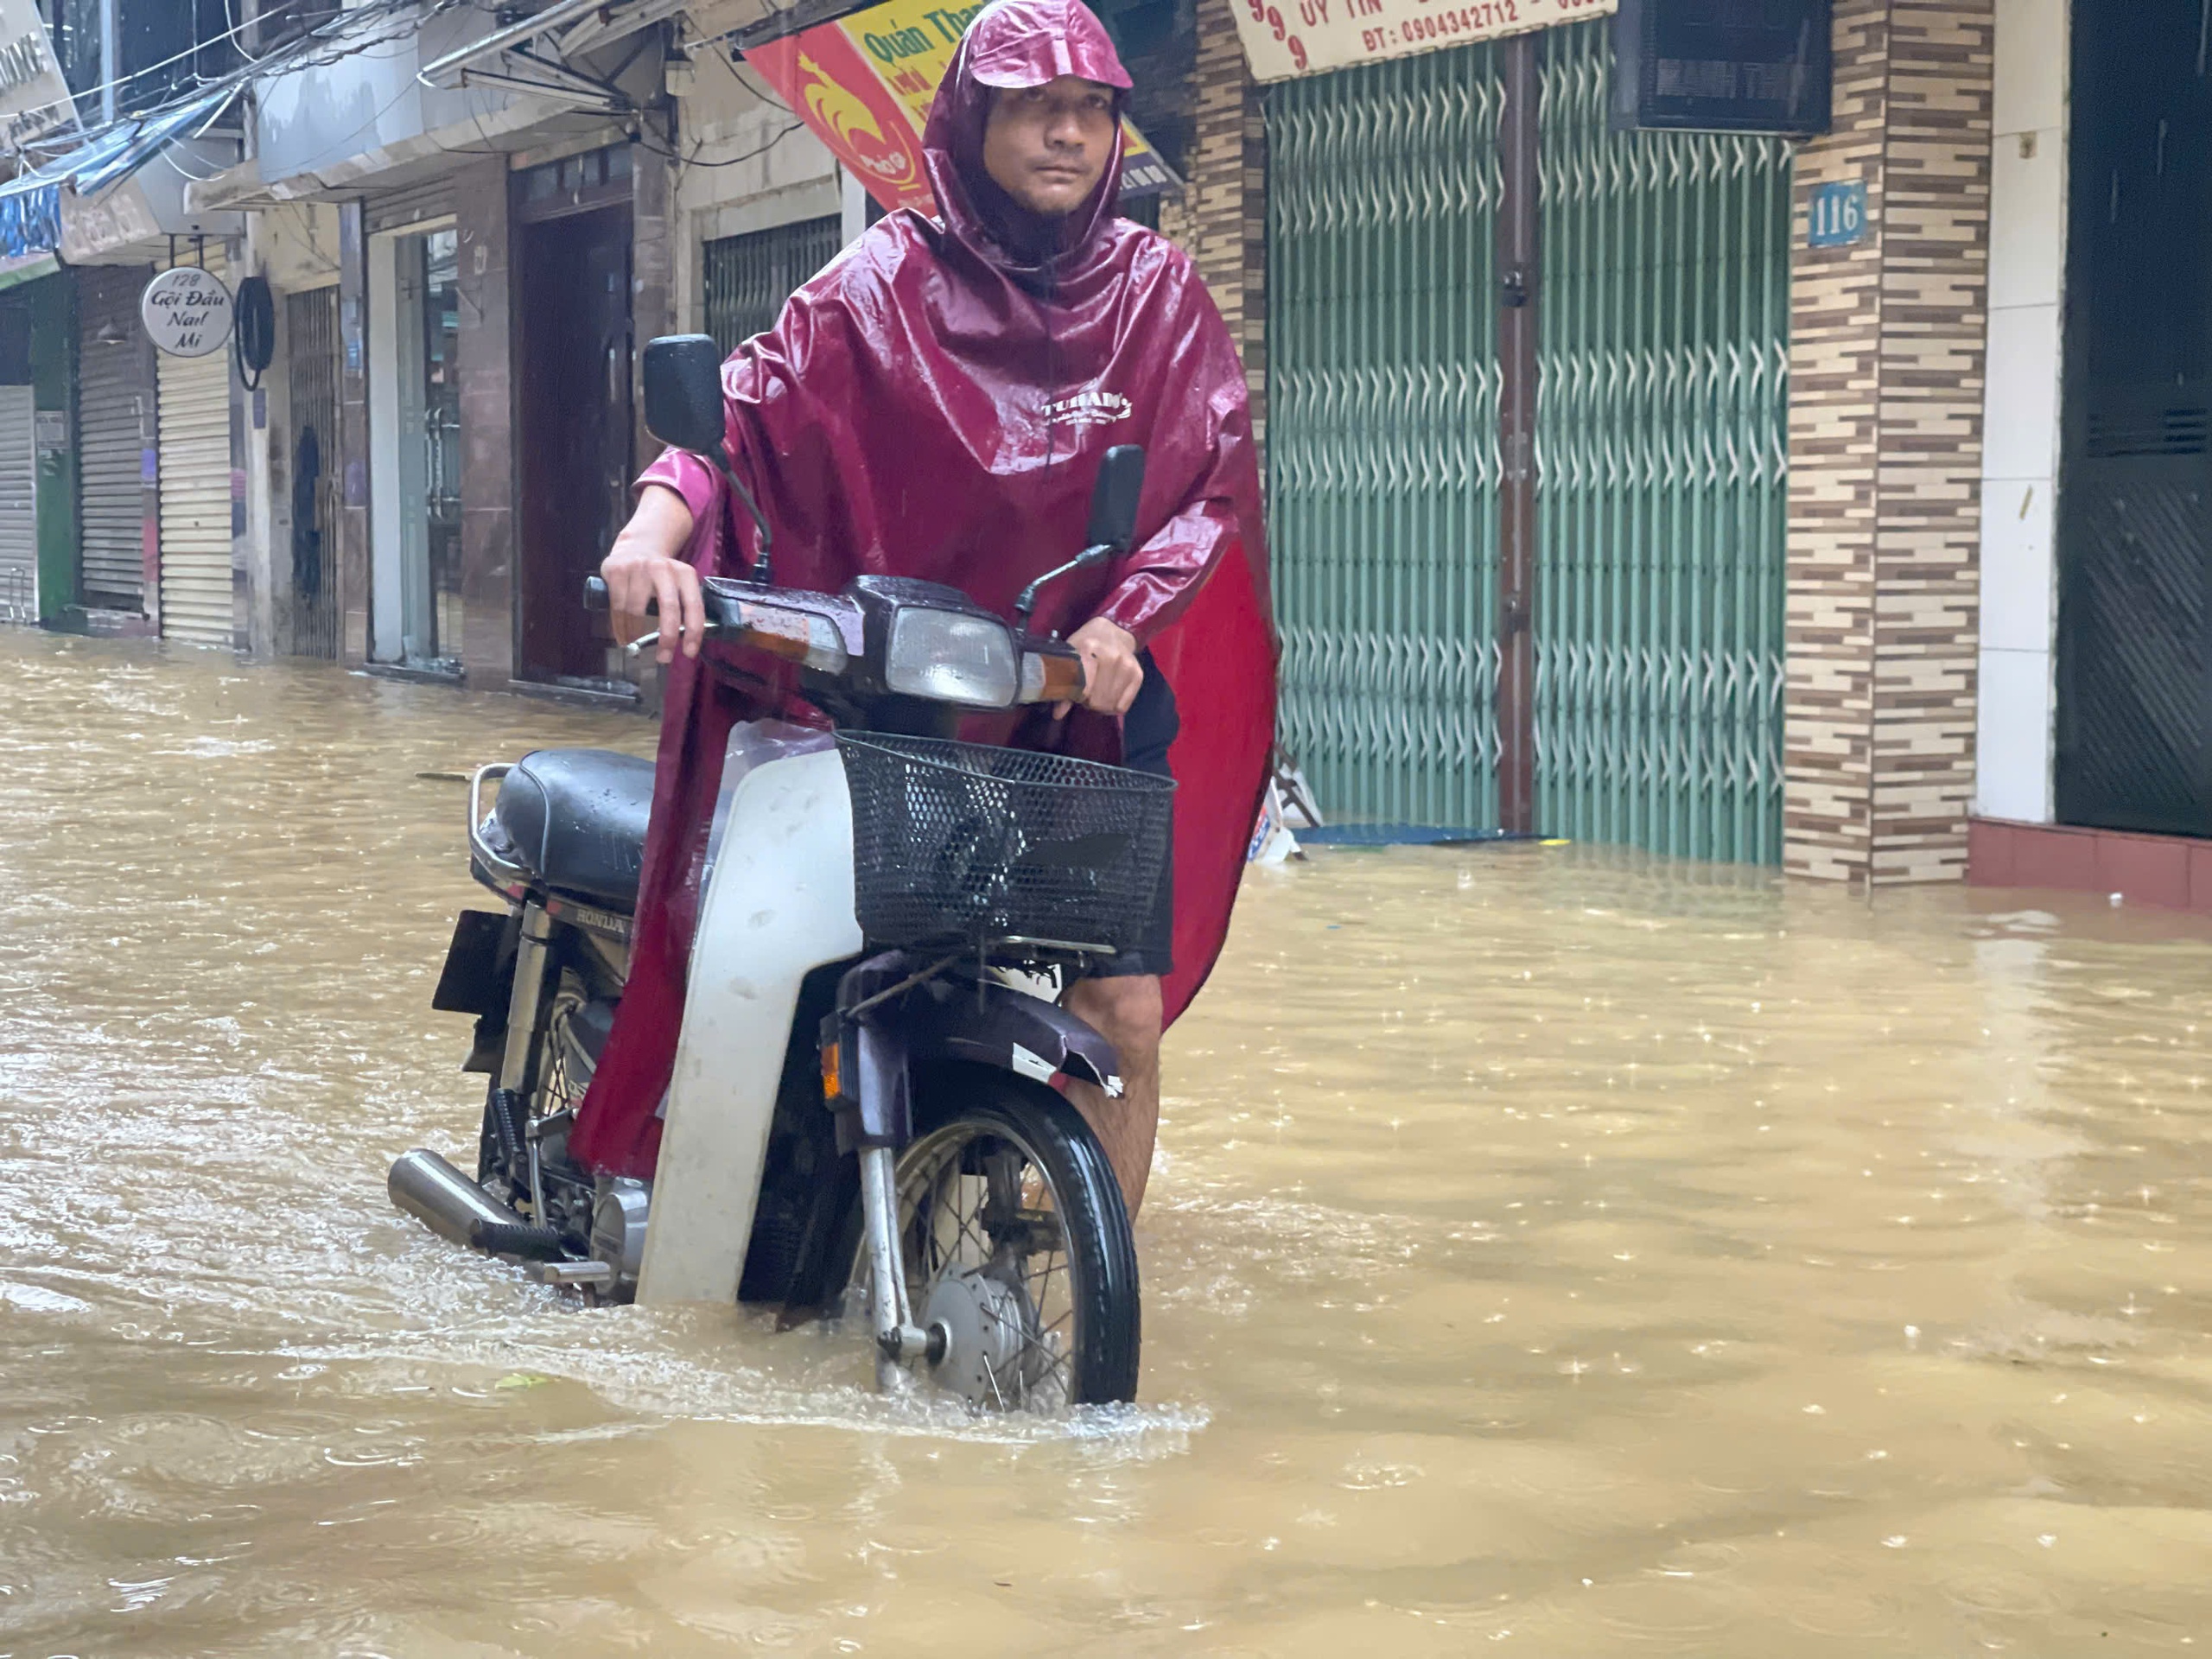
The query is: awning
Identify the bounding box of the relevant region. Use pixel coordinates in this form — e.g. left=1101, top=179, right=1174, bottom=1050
left=0, top=183, right=59, bottom=262
left=0, top=251, right=58, bottom=290
left=416, top=0, right=695, bottom=104
left=0, top=86, right=238, bottom=256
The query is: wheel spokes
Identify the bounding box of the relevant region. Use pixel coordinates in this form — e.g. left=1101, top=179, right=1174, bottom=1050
left=892, top=1122, right=1082, bottom=1410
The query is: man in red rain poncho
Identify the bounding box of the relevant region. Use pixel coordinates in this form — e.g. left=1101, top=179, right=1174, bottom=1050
left=573, top=0, right=1274, bottom=1216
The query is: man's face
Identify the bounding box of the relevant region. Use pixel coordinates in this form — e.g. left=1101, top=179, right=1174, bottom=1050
left=980, top=76, right=1116, bottom=218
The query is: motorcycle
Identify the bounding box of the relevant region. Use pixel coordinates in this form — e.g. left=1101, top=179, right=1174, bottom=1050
left=387, top=335, right=1170, bottom=1410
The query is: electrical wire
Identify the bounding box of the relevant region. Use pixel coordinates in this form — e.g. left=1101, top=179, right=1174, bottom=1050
left=136, top=87, right=254, bottom=185
left=705, top=39, right=795, bottom=113
left=52, top=12, right=466, bottom=211
left=10, top=0, right=443, bottom=157
left=221, top=48, right=445, bottom=186
left=7, top=0, right=474, bottom=221
left=635, top=117, right=807, bottom=173
left=618, top=30, right=814, bottom=181
left=13, top=0, right=808, bottom=210
left=29, top=3, right=276, bottom=128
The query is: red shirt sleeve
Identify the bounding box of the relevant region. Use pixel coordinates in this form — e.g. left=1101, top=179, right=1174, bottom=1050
left=637, top=448, right=720, bottom=535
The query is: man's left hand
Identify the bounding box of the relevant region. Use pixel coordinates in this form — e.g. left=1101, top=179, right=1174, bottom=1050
left=1058, top=617, right=1142, bottom=718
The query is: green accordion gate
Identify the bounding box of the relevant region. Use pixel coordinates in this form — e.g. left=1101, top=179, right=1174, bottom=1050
left=1266, top=22, right=1791, bottom=862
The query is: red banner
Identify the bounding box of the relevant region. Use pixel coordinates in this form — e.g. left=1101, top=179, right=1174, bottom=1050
left=742, top=0, right=1177, bottom=215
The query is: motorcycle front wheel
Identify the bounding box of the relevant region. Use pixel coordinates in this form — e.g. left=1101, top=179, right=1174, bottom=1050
left=882, top=1067, right=1141, bottom=1409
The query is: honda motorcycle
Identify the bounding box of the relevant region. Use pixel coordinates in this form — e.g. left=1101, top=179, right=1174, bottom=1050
left=388, top=335, right=1169, bottom=1409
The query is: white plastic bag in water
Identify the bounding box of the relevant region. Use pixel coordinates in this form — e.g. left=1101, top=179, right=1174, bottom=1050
left=1247, top=780, right=1300, bottom=866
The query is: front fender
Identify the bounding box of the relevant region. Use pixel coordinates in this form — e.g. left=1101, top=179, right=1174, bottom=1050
left=905, top=975, right=1123, bottom=1099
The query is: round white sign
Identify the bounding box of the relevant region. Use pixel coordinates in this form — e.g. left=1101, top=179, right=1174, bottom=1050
left=140, top=267, right=234, bottom=358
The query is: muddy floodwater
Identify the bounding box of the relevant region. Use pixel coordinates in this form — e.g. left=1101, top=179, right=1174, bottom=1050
left=4, top=631, right=2212, bottom=1655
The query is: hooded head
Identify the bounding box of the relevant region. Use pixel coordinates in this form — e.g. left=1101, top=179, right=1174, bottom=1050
left=921, top=0, right=1134, bottom=276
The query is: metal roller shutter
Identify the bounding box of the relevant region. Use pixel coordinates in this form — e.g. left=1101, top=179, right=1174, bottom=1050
left=76, top=266, right=153, bottom=611
left=1265, top=21, right=1790, bottom=861
left=156, top=345, right=235, bottom=648
left=0, top=386, right=34, bottom=622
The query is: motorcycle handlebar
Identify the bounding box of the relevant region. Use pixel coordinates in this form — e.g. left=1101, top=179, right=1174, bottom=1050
left=582, top=573, right=1084, bottom=705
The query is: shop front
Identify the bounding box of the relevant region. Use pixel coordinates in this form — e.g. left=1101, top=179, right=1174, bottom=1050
left=1263, top=16, right=1793, bottom=861
left=0, top=294, right=34, bottom=622
left=72, top=264, right=157, bottom=626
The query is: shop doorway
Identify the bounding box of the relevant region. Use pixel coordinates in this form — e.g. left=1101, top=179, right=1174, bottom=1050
left=367, top=225, right=461, bottom=670
left=517, top=190, right=634, bottom=689
left=285, top=286, right=340, bottom=660
left=2056, top=2, right=2212, bottom=836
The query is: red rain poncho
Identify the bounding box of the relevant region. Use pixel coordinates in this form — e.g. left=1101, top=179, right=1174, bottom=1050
left=570, top=0, right=1275, bottom=1178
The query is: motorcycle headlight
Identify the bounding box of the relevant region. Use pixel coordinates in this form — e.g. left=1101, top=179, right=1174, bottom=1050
left=885, top=607, right=1021, bottom=709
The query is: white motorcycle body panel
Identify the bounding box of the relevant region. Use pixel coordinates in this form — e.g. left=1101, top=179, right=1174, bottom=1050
left=635, top=741, right=862, bottom=1306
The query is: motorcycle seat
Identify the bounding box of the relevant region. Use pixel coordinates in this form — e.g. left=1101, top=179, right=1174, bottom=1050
left=484, top=747, right=653, bottom=912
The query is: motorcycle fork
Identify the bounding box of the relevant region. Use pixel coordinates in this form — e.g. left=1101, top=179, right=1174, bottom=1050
left=823, top=952, right=940, bottom=1389
left=857, top=1144, right=912, bottom=1390
left=498, top=902, right=556, bottom=1220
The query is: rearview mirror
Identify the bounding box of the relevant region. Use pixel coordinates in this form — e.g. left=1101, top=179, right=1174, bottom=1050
left=1085, top=444, right=1145, bottom=554
left=641, top=334, right=728, bottom=465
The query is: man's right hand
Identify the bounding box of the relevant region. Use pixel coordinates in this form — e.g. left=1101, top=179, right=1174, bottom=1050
left=602, top=485, right=702, bottom=665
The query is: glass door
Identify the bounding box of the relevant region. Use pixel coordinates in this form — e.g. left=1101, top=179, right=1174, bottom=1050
left=393, top=227, right=462, bottom=669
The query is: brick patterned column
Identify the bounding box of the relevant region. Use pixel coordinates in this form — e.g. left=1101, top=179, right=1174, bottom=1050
left=455, top=157, right=516, bottom=687
left=630, top=140, right=677, bottom=474
left=1784, top=0, right=1993, bottom=883
left=1164, top=0, right=1268, bottom=436
left=626, top=144, right=678, bottom=706
left=335, top=200, right=371, bottom=667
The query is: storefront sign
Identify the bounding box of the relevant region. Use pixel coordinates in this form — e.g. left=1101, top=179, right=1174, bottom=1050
left=0, top=0, right=75, bottom=151
left=140, top=267, right=235, bottom=358
left=742, top=0, right=1178, bottom=214
left=59, top=180, right=161, bottom=265
left=1612, top=0, right=1830, bottom=135
left=1228, top=0, right=1612, bottom=83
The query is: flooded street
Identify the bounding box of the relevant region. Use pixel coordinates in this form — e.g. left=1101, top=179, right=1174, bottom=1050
left=5, top=628, right=2212, bottom=1655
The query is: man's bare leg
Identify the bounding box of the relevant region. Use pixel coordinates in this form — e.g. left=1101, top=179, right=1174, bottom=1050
left=1060, top=974, right=1162, bottom=1217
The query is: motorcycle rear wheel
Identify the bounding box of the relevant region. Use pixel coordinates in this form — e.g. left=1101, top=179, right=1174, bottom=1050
left=887, top=1067, right=1141, bottom=1408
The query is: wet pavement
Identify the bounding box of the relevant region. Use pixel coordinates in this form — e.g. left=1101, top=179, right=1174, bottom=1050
left=3, top=627, right=2210, bottom=1655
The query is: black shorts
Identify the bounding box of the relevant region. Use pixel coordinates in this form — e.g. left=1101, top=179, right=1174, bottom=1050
left=1090, top=651, right=1177, bottom=980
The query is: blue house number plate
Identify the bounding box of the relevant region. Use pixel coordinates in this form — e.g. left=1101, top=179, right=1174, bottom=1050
left=1808, top=181, right=1867, bottom=249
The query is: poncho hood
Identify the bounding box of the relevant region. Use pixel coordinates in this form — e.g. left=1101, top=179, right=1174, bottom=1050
left=923, top=0, right=1133, bottom=278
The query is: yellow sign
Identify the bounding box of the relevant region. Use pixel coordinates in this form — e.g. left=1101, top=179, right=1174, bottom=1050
left=1229, top=0, right=1616, bottom=83
left=744, top=0, right=1173, bottom=215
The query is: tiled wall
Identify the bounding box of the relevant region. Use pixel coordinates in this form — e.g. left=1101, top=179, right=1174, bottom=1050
left=1164, top=0, right=1268, bottom=435
left=1974, top=0, right=2065, bottom=823
left=336, top=201, right=370, bottom=669
left=454, top=159, right=515, bottom=688
left=1783, top=0, right=1996, bottom=883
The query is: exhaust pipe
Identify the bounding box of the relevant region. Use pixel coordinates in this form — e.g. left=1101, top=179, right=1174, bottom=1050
left=390, top=1147, right=559, bottom=1256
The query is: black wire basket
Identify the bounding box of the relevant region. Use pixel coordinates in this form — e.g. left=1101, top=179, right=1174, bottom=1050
left=836, top=734, right=1176, bottom=953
